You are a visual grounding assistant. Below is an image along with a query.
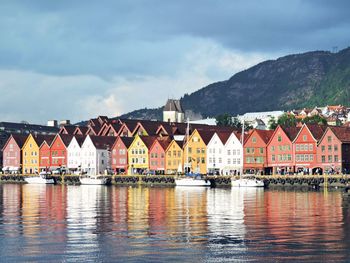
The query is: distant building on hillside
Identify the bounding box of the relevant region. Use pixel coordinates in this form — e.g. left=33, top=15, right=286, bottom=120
left=163, top=99, right=184, bottom=123
left=237, top=111, right=284, bottom=129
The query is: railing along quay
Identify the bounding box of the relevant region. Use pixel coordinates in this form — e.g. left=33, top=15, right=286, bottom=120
left=1, top=174, right=350, bottom=189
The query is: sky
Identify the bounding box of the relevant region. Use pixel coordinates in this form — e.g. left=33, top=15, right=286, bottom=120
left=0, top=0, right=349, bottom=124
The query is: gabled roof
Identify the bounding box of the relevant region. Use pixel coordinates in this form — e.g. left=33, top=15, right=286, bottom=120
left=73, top=126, right=89, bottom=135
left=89, top=136, right=116, bottom=150
left=325, top=126, right=350, bottom=143
left=74, top=135, right=86, bottom=147
left=254, top=129, right=274, bottom=144
left=305, top=124, right=327, bottom=141
left=2, top=134, right=28, bottom=151
left=164, top=99, right=184, bottom=112
left=59, top=125, right=76, bottom=135
left=119, top=137, right=134, bottom=149
left=282, top=126, right=301, bottom=141
left=59, top=134, right=74, bottom=147
left=133, top=121, right=161, bottom=136
left=139, top=136, right=158, bottom=149
left=216, top=131, right=233, bottom=145
left=31, top=134, right=56, bottom=147
left=195, top=129, right=216, bottom=145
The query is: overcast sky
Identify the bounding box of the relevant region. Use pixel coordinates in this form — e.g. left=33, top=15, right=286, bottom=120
left=0, top=0, right=349, bottom=124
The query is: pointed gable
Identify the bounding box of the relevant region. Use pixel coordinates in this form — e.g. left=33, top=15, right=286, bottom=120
left=2, top=134, right=28, bottom=151
left=89, top=136, right=117, bottom=150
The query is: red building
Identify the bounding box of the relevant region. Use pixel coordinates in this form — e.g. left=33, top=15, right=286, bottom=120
left=292, top=124, right=326, bottom=174
left=149, top=138, right=171, bottom=174
left=244, top=129, right=274, bottom=175
left=111, top=137, right=134, bottom=174
left=39, top=136, right=55, bottom=172
left=317, top=126, right=350, bottom=174
left=2, top=134, right=27, bottom=173
left=50, top=134, right=74, bottom=169
left=267, top=125, right=300, bottom=175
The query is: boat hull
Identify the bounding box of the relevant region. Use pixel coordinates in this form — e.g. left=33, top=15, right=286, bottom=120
left=175, top=178, right=211, bottom=187
left=79, top=177, right=110, bottom=185
left=24, top=177, right=55, bottom=184
left=231, top=178, right=264, bottom=187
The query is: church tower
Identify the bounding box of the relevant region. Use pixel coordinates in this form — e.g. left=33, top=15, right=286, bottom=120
left=163, top=99, right=184, bottom=123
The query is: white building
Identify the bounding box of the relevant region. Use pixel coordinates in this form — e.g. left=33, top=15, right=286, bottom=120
left=237, top=110, right=284, bottom=128
left=163, top=99, right=185, bottom=123
left=81, top=135, right=116, bottom=175
left=207, top=131, right=243, bottom=175
left=67, top=135, right=85, bottom=170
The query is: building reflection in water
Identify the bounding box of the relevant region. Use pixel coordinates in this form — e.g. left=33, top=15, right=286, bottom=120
left=65, top=185, right=108, bottom=261
left=1, top=184, right=350, bottom=261
left=243, top=190, right=346, bottom=261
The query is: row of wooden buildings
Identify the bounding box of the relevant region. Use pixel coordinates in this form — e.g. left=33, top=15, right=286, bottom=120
left=2, top=116, right=350, bottom=175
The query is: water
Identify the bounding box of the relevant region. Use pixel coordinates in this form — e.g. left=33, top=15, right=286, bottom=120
left=0, top=184, right=349, bottom=262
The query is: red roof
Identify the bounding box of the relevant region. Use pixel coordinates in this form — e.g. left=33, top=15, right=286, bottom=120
left=89, top=136, right=116, bottom=150
left=255, top=129, right=274, bottom=144
left=281, top=126, right=301, bottom=141
left=32, top=134, right=56, bottom=147
left=328, top=126, right=350, bottom=143
left=216, top=131, right=233, bottom=145
left=139, top=136, right=158, bottom=149
left=305, top=124, right=327, bottom=141
left=196, top=130, right=216, bottom=145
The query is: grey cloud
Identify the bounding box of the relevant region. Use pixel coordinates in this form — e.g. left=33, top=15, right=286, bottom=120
left=0, top=0, right=349, bottom=77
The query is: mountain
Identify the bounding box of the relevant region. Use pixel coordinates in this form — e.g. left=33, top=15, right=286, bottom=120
left=120, top=47, right=350, bottom=120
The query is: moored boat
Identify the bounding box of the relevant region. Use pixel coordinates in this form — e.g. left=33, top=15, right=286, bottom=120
left=175, top=175, right=211, bottom=187
left=231, top=176, right=264, bottom=187
left=79, top=174, right=111, bottom=185
left=24, top=172, right=55, bottom=184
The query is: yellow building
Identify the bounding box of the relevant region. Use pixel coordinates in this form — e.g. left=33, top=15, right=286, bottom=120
left=22, top=134, right=52, bottom=174
left=183, top=129, right=215, bottom=175
left=128, top=135, right=156, bottom=174
left=22, top=134, right=39, bottom=174
left=165, top=140, right=184, bottom=174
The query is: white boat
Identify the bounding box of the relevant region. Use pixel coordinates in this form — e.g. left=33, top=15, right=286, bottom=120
left=24, top=173, right=55, bottom=184
left=79, top=174, right=110, bottom=185
left=231, top=176, right=264, bottom=187
left=175, top=176, right=211, bottom=187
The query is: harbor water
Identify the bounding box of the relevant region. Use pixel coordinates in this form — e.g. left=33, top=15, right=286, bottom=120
left=0, top=184, right=349, bottom=262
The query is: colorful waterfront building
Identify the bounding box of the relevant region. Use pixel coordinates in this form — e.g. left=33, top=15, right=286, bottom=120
left=243, top=129, right=274, bottom=175
left=22, top=134, right=54, bottom=174
left=183, top=129, right=215, bottom=175
left=267, top=125, right=300, bottom=175
left=81, top=135, right=116, bottom=174
left=39, top=136, right=55, bottom=172
left=165, top=140, right=184, bottom=174
left=111, top=136, right=134, bottom=174
left=149, top=138, right=171, bottom=174
left=128, top=135, right=156, bottom=174
left=317, top=126, right=350, bottom=174
left=67, top=135, right=86, bottom=171
left=292, top=124, right=326, bottom=174
left=2, top=134, right=27, bottom=173
left=50, top=134, right=74, bottom=169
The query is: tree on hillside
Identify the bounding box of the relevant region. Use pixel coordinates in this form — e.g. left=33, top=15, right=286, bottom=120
left=216, top=114, right=252, bottom=130
left=277, top=113, right=297, bottom=127
left=302, top=115, right=327, bottom=125
left=216, top=114, right=233, bottom=127
left=268, top=117, right=278, bottom=130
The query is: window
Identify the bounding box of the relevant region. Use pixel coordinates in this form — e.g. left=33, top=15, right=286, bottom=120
left=296, top=144, right=300, bottom=151
left=309, top=144, right=313, bottom=151
left=278, top=135, right=282, bottom=142
left=227, top=150, right=231, bottom=155
left=334, top=145, right=338, bottom=152
left=327, top=136, right=332, bottom=143
left=252, top=137, right=257, bottom=143
left=328, top=145, right=332, bottom=152
left=303, top=135, right=307, bottom=141
left=328, top=155, right=332, bottom=162
left=227, top=158, right=231, bottom=164
left=196, top=148, right=200, bottom=154
left=259, top=148, right=263, bottom=154
left=218, top=158, right=222, bottom=163
left=201, top=148, right=205, bottom=154
left=321, top=155, right=326, bottom=163
left=334, top=155, right=339, bottom=162
left=321, top=146, right=325, bottom=153
left=272, top=155, right=275, bottom=161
